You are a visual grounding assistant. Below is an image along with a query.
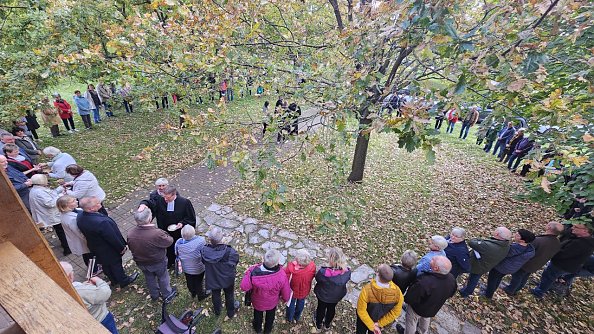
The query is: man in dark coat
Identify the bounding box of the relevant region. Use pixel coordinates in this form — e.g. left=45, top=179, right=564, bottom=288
left=503, top=222, right=563, bottom=295
left=507, top=135, right=534, bottom=172
left=138, top=185, right=195, bottom=268
left=531, top=223, right=594, bottom=298
left=2, top=155, right=32, bottom=210
left=399, top=256, right=456, bottom=334
left=444, top=227, right=470, bottom=279
left=77, top=197, right=138, bottom=288
left=201, top=227, right=240, bottom=319
left=492, top=122, right=515, bottom=157
left=459, top=226, right=511, bottom=298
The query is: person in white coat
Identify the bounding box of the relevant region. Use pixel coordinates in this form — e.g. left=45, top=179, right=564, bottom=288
left=40, top=146, right=76, bottom=181
left=56, top=195, right=97, bottom=273
left=29, top=174, right=71, bottom=255
left=58, top=164, right=107, bottom=215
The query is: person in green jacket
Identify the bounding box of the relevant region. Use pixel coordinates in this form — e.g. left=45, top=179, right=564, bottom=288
left=459, top=226, right=511, bottom=298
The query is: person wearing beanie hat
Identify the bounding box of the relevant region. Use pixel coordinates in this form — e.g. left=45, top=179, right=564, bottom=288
left=483, top=229, right=535, bottom=298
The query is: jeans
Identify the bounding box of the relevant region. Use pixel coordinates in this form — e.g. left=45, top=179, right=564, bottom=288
left=504, top=269, right=531, bottom=295
left=102, top=259, right=129, bottom=286
left=446, top=121, right=455, bottom=133
left=185, top=272, right=206, bottom=298
left=459, top=121, right=471, bottom=139
left=226, top=88, right=234, bottom=101
left=459, top=273, right=482, bottom=297
left=102, top=102, right=113, bottom=117
left=286, top=297, right=305, bottom=322
left=404, top=305, right=430, bottom=334
left=80, top=114, right=92, bottom=129
left=62, top=117, right=75, bottom=131
left=531, top=262, right=571, bottom=297
left=483, top=140, right=494, bottom=153
left=315, top=299, right=337, bottom=329
left=92, top=108, right=101, bottom=123
left=492, top=140, right=504, bottom=156
left=100, top=312, right=119, bottom=334
left=211, top=285, right=236, bottom=317
left=253, top=307, right=276, bottom=334
left=507, top=153, right=526, bottom=170
left=138, top=259, right=172, bottom=299
left=484, top=269, right=506, bottom=298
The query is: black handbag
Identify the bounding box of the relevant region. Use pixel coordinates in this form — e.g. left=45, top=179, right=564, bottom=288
left=244, top=268, right=255, bottom=306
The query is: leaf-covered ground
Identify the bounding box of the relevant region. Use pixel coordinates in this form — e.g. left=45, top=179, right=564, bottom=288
left=219, top=129, right=594, bottom=333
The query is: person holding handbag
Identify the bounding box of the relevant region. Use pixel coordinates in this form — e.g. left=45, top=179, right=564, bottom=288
left=241, top=249, right=291, bottom=334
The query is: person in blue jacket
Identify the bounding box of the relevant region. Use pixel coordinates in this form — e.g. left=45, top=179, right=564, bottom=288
left=444, top=227, right=471, bottom=279
left=507, top=135, right=534, bottom=172
left=73, top=90, right=93, bottom=129
left=492, top=122, right=515, bottom=157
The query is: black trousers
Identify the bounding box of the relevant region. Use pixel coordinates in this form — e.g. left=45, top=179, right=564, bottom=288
left=212, top=285, right=235, bottom=317
left=80, top=114, right=92, bottom=129
left=253, top=307, right=276, bottom=334
left=30, top=129, right=39, bottom=139
left=53, top=223, right=69, bottom=250
left=315, top=299, right=337, bottom=329
left=102, top=259, right=128, bottom=286
left=166, top=229, right=182, bottom=268
left=356, top=316, right=374, bottom=334
left=49, top=125, right=60, bottom=137
left=62, top=117, right=75, bottom=130
left=185, top=272, right=206, bottom=298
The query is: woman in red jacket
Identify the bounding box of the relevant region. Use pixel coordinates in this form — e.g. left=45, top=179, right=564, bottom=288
left=53, top=93, right=77, bottom=133
left=285, top=249, right=316, bottom=323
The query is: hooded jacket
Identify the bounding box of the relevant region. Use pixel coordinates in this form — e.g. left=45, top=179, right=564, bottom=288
left=468, top=238, right=510, bottom=275
left=357, top=279, right=403, bottom=331
left=201, top=244, right=239, bottom=290
left=313, top=267, right=351, bottom=303
left=405, top=272, right=457, bottom=318
left=240, top=264, right=291, bottom=311
left=493, top=243, right=535, bottom=274
left=285, top=261, right=316, bottom=299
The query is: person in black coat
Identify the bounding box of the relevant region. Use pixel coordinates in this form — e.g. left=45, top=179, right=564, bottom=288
left=25, top=110, right=40, bottom=140
left=77, top=196, right=138, bottom=288
left=391, top=250, right=418, bottom=293
left=444, top=227, right=471, bottom=279
left=138, top=185, right=196, bottom=268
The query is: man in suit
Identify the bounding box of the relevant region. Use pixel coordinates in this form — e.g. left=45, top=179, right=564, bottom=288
left=77, top=196, right=138, bottom=288
left=138, top=185, right=196, bottom=268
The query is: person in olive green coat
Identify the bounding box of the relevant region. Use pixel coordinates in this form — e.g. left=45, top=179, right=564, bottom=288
left=459, top=227, right=511, bottom=297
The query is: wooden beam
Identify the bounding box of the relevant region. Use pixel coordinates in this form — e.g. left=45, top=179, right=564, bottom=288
left=0, top=169, right=83, bottom=305
left=0, top=242, right=110, bottom=333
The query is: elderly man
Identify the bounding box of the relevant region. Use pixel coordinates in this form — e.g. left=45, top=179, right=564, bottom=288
left=356, top=264, right=403, bottom=334
left=444, top=227, right=470, bottom=279
left=398, top=256, right=456, bottom=334
left=459, top=226, right=511, bottom=298
left=503, top=222, right=563, bottom=295
left=1, top=155, right=32, bottom=209
left=41, top=146, right=76, bottom=180
left=459, top=106, right=479, bottom=140
left=0, top=133, right=32, bottom=163
left=138, top=186, right=196, bottom=268
left=492, top=122, right=515, bottom=157
left=531, top=223, right=594, bottom=298
left=201, top=227, right=240, bottom=320
left=127, top=209, right=175, bottom=301
left=77, top=197, right=138, bottom=288
left=60, top=261, right=118, bottom=334
left=12, top=127, right=41, bottom=164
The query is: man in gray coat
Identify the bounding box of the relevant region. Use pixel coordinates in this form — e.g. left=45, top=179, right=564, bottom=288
left=459, top=226, right=511, bottom=297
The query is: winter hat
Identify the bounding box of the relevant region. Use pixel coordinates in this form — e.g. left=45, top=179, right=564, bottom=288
left=518, top=229, right=536, bottom=243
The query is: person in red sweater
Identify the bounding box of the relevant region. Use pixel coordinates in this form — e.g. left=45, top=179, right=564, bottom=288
left=285, top=249, right=316, bottom=323
left=53, top=93, right=77, bottom=133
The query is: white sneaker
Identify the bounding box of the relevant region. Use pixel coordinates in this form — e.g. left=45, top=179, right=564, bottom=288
left=74, top=129, right=80, bottom=132
left=68, top=130, right=74, bottom=133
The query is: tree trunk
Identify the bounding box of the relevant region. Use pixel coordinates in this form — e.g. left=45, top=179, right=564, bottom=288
left=328, top=0, right=344, bottom=31
left=347, top=116, right=372, bottom=183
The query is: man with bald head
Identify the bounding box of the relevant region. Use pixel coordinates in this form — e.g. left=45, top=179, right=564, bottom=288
left=77, top=197, right=138, bottom=288
left=399, top=256, right=456, bottom=334
left=503, top=222, right=563, bottom=295
left=459, top=226, right=511, bottom=298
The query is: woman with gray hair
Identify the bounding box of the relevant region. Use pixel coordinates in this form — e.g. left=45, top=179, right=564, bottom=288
left=29, top=174, right=70, bottom=255
left=175, top=225, right=210, bottom=300
left=40, top=146, right=76, bottom=180
left=391, top=250, right=418, bottom=293
left=241, top=249, right=291, bottom=334
left=284, top=249, right=316, bottom=323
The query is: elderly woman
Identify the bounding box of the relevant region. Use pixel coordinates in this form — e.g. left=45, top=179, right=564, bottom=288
left=41, top=146, right=76, bottom=181
left=12, top=127, right=41, bottom=164
left=56, top=195, right=96, bottom=271
left=313, top=247, right=351, bottom=332
left=59, top=164, right=107, bottom=215
left=241, top=249, right=291, bottom=334
left=175, top=225, right=210, bottom=300
left=29, top=174, right=70, bottom=255
left=391, top=250, right=418, bottom=293
left=285, top=249, right=316, bottom=323
left=416, top=235, right=449, bottom=276
left=40, top=96, right=61, bottom=137
left=3, top=143, right=39, bottom=177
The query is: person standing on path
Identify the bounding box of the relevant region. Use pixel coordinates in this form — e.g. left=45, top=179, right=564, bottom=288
left=73, top=90, right=93, bottom=129
left=313, top=247, right=351, bottom=332
left=127, top=209, right=175, bottom=301
left=57, top=195, right=96, bottom=273
left=390, top=250, right=418, bottom=294
left=138, top=185, right=196, bottom=268
left=459, top=106, right=480, bottom=140
left=175, top=225, right=210, bottom=300
left=53, top=93, right=77, bottom=133
left=416, top=236, right=448, bottom=276
left=284, top=249, right=316, bottom=323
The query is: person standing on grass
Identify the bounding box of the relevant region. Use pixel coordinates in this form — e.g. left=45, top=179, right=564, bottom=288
left=483, top=229, right=535, bottom=299
left=84, top=84, right=103, bottom=124
left=499, top=128, right=525, bottom=162
left=398, top=256, right=456, bottom=334
left=444, top=227, right=470, bottom=280
left=60, top=261, right=119, bottom=334
left=40, top=96, right=62, bottom=137
left=459, top=106, right=480, bottom=140
left=73, top=90, right=93, bottom=129
left=356, top=264, right=403, bottom=334
left=313, top=247, right=351, bottom=332
left=416, top=235, right=448, bottom=275
left=483, top=122, right=499, bottom=153
left=391, top=250, right=418, bottom=294
left=445, top=108, right=458, bottom=134
left=41, top=146, right=76, bottom=181
left=201, top=227, right=241, bottom=320
left=53, top=93, right=77, bottom=133
left=492, top=122, right=515, bottom=157
left=459, top=226, right=511, bottom=298
left=507, top=135, right=535, bottom=172
left=284, top=249, right=316, bottom=323
left=128, top=208, right=175, bottom=301
left=97, top=81, right=114, bottom=117
left=24, top=110, right=40, bottom=140
left=241, top=249, right=291, bottom=334
left=175, top=225, right=211, bottom=300
left=120, top=82, right=133, bottom=113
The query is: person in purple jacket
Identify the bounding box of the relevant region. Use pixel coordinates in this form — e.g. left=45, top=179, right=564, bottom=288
left=507, top=134, right=534, bottom=172
left=241, top=249, right=291, bottom=334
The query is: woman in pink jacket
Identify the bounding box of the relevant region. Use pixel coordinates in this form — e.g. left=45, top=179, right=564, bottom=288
left=241, top=249, right=291, bottom=334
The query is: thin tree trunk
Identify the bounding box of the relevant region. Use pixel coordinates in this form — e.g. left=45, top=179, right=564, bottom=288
left=347, top=112, right=372, bottom=183
left=328, top=0, right=344, bottom=31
